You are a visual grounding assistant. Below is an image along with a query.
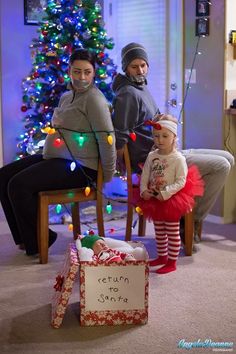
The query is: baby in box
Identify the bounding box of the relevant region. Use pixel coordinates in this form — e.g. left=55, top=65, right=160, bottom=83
left=76, top=235, right=147, bottom=263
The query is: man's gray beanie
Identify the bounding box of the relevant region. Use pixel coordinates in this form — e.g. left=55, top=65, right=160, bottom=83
left=121, top=42, right=149, bottom=72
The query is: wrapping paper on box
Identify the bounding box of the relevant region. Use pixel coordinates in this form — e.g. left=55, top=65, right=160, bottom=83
left=51, top=244, right=79, bottom=329
left=51, top=242, right=149, bottom=328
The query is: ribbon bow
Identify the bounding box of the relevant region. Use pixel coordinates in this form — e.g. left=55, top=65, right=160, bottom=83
left=144, top=120, right=162, bottom=130
left=53, top=275, right=64, bottom=292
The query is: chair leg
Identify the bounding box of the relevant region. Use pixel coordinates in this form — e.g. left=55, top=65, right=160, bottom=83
left=138, top=215, right=146, bottom=236
left=96, top=195, right=105, bottom=237
left=38, top=196, right=49, bottom=264
left=184, top=210, right=194, bottom=256
left=125, top=202, right=133, bottom=241
left=71, top=202, right=81, bottom=239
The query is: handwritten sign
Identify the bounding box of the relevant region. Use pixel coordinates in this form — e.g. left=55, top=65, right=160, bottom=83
left=84, top=265, right=146, bottom=311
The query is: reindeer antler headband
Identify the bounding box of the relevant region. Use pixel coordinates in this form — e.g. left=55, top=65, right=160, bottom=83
left=144, top=119, right=177, bottom=136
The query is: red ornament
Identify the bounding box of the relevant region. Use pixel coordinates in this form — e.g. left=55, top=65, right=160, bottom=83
left=33, top=72, right=40, bottom=78
left=97, top=52, right=105, bottom=58
left=58, top=76, right=64, bottom=84
left=21, top=105, right=27, bottom=112
left=129, top=132, right=136, bottom=141
left=109, top=228, right=115, bottom=234
left=89, top=229, right=95, bottom=235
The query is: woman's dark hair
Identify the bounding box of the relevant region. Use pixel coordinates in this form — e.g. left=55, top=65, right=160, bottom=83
left=69, top=49, right=96, bottom=70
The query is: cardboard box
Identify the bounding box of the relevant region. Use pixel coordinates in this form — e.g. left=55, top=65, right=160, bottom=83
left=51, top=242, right=149, bottom=328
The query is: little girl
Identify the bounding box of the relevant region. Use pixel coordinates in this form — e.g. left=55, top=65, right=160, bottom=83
left=136, top=116, right=204, bottom=274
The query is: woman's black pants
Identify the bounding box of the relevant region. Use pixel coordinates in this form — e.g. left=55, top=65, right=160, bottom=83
left=0, top=155, right=97, bottom=255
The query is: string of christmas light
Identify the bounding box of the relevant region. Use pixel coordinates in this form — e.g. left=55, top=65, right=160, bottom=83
left=42, top=124, right=137, bottom=217
left=178, top=35, right=201, bottom=123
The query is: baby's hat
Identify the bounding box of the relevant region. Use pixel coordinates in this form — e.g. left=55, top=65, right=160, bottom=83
left=81, top=235, right=103, bottom=249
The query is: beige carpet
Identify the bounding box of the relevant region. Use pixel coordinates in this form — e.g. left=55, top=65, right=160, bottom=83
left=0, top=211, right=235, bottom=354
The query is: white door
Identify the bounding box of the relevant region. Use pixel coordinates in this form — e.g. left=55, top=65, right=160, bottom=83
left=103, top=0, right=184, bottom=147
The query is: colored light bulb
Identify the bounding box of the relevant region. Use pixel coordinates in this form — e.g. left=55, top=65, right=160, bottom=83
left=85, top=186, right=91, bottom=197
left=129, top=132, right=136, bottom=141
left=68, top=224, right=73, bottom=231
left=56, top=204, right=62, bottom=214
left=107, top=134, right=113, bottom=145
left=78, top=134, right=85, bottom=147
left=70, top=161, right=76, bottom=171
left=135, top=206, right=143, bottom=215
left=106, top=202, right=112, bottom=214
left=54, top=138, right=63, bottom=147
left=48, top=128, right=56, bottom=135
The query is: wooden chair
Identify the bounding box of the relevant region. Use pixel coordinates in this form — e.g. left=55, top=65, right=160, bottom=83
left=37, top=160, right=104, bottom=264
left=123, top=144, right=196, bottom=256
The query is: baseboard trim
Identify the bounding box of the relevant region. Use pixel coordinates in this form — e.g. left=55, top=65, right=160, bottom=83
left=205, top=214, right=224, bottom=224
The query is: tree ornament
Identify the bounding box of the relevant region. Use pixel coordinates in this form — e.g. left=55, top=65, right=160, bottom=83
left=58, top=76, right=64, bottom=84
left=21, top=105, right=28, bottom=112
left=33, top=72, right=40, bottom=78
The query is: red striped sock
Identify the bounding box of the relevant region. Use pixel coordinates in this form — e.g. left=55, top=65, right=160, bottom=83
left=150, top=221, right=168, bottom=266
left=156, top=221, right=180, bottom=274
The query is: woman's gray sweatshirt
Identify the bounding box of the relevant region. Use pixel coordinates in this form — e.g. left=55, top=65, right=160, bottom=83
left=43, top=85, right=116, bottom=183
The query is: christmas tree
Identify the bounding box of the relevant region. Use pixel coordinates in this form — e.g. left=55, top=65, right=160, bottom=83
left=17, top=0, right=117, bottom=158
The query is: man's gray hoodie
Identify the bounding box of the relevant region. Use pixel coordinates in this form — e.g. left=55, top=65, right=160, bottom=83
left=112, top=73, right=159, bottom=172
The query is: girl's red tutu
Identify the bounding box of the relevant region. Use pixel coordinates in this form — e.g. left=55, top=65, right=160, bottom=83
left=133, top=165, right=204, bottom=222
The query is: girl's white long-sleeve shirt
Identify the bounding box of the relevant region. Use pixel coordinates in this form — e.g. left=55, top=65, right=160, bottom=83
left=140, top=150, right=188, bottom=200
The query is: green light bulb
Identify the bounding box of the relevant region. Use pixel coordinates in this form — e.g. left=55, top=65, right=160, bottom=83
left=78, top=134, right=85, bottom=147
left=106, top=202, right=112, bottom=214
left=56, top=204, right=62, bottom=214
